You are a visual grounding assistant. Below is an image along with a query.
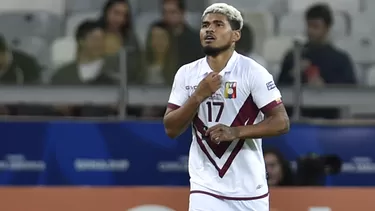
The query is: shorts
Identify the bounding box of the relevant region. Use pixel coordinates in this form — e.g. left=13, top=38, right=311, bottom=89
left=189, top=192, right=269, bottom=211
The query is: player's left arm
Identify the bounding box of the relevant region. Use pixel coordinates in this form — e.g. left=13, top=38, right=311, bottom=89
left=207, top=67, right=289, bottom=143
left=237, top=67, right=290, bottom=139
left=235, top=103, right=289, bottom=139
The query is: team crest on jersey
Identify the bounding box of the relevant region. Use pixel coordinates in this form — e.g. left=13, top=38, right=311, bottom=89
left=224, top=82, right=237, bottom=99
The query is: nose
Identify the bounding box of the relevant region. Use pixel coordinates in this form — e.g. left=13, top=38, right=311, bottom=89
left=205, top=28, right=214, bottom=35
left=206, top=24, right=215, bottom=32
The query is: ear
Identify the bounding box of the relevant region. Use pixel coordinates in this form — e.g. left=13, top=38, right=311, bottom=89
left=232, top=30, right=241, bottom=42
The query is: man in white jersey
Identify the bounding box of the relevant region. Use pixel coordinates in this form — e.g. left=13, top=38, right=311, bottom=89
left=163, top=3, right=290, bottom=211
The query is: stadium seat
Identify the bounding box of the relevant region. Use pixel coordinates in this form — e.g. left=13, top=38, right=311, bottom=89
left=335, top=36, right=375, bottom=66
left=136, top=0, right=161, bottom=13
left=128, top=0, right=140, bottom=14
left=367, top=65, right=375, bottom=86
left=208, top=0, right=284, bottom=13
left=8, top=36, right=50, bottom=68
left=242, top=11, right=275, bottom=55
left=208, top=0, right=261, bottom=8
left=134, top=12, right=161, bottom=48
left=65, top=11, right=101, bottom=36
left=137, top=0, right=204, bottom=12
left=66, top=0, right=106, bottom=13
left=186, top=0, right=206, bottom=12
left=186, top=12, right=202, bottom=30
left=0, top=0, right=65, bottom=16
left=279, top=11, right=349, bottom=40
left=364, top=0, right=375, bottom=12
left=50, top=37, right=77, bottom=69
left=288, top=0, right=360, bottom=14
left=207, top=0, right=276, bottom=10
left=268, top=0, right=289, bottom=16
left=351, top=12, right=375, bottom=38
left=0, top=12, right=62, bottom=42
left=262, top=36, right=293, bottom=77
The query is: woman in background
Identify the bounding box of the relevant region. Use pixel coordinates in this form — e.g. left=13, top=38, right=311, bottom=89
left=144, top=22, right=177, bottom=86
left=264, top=148, right=295, bottom=186
left=140, top=22, right=178, bottom=118
left=98, top=0, right=142, bottom=84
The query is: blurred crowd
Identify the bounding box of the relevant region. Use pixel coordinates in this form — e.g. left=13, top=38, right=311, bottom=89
left=0, top=0, right=373, bottom=118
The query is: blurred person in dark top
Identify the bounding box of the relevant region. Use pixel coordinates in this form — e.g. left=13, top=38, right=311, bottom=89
left=278, top=4, right=356, bottom=86
left=278, top=4, right=356, bottom=119
left=98, top=0, right=142, bottom=81
left=51, top=20, right=117, bottom=117
left=0, top=35, right=42, bottom=116
left=264, top=148, right=295, bottom=186
left=152, top=0, right=203, bottom=67
left=0, top=35, right=41, bottom=85
left=235, top=22, right=267, bottom=67
left=52, top=20, right=117, bottom=85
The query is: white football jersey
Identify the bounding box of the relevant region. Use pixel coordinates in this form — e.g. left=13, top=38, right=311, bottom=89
left=167, top=51, right=282, bottom=199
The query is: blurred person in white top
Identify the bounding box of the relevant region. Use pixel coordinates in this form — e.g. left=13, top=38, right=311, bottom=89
left=163, top=3, right=290, bottom=211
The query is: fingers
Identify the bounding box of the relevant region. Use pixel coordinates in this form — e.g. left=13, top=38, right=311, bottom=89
left=212, top=74, right=222, bottom=81
left=207, top=72, right=216, bottom=78
left=211, top=75, right=222, bottom=91
left=210, top=132, right=221, bottom=144
left=206, top=73, right=222, bottom=80
left=205, top=124, right=223, bottom=135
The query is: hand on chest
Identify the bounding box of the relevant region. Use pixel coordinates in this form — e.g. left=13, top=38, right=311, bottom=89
left=188, top=74, right=242, bottom=101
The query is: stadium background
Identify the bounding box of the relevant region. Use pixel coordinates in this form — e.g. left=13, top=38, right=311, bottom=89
left=0, top=0, right=375, bottom=210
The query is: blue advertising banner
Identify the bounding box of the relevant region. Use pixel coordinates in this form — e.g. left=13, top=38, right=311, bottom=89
left=263, top=123, right=375, bottom=186
left=0, top=121, right=374, bottom=186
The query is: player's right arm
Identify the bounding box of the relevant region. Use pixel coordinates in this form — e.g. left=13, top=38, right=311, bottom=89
left=163, top=68, right=221, bottom=139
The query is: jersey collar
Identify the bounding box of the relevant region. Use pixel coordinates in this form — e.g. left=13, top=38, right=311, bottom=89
left=199, top=51, right=239, bottom=76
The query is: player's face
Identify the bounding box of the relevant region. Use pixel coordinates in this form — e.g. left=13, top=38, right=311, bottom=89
left=200, top=13, right=239, bottom=56
left=265, top=153, right=283, bottom=186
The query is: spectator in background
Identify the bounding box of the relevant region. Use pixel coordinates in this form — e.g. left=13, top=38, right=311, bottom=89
left=278, top=4, right=356, bottom=86
left=51, top=20, right=117, bottom=117
left=51, top=20, right=116, bottom=85
left=0, top=35, right=42, bottom=115
left=153, top=0, right=203, bottom=67
left=144, top=22, right=177, bottom=86
left=0, top=35, right=41, bottom=85
left=139, top=22, right=177, bottom=119
left=264, top=148, right=295, bottom=186
left=98, top=0, right=142, bottom=81
left=235, top=22, right=267, bottom=67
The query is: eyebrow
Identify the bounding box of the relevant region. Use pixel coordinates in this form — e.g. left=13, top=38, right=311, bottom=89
left=201, top=20, right=225, bottom=24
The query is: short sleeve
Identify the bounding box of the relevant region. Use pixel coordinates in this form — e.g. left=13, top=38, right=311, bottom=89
left=167, top=66, right=189, bottom=110
left=250, top=67, right=282, bottom=113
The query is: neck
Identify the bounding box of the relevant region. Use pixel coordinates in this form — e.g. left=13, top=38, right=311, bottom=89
left=309, top=37, right=329, bottom=46
left=207, top=49, right=234, bottom=72
left=77, top=52, right=101, bottom=64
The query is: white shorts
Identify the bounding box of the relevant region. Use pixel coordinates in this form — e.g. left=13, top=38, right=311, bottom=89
left=189, top=192, right=269, bottom=211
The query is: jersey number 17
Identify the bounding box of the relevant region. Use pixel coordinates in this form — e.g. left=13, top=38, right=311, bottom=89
left=206, top=101, right=224, bottom=122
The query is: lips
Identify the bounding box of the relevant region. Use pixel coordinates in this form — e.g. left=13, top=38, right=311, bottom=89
left=204, top=34, right=216, bottom=41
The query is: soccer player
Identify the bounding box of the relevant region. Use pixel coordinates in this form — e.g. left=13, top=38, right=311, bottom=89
left=163, top=3, right=290, bottom=211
